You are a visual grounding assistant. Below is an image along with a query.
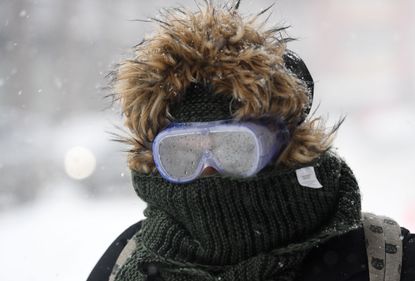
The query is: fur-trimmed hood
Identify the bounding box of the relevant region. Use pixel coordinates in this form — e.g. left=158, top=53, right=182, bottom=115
left=111, top=1, right=336, bottom=173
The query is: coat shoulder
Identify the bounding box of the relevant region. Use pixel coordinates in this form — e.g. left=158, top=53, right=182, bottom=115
left=401, top=227, right=415, bottom=281
left=300, top=226, right=415, bottom=281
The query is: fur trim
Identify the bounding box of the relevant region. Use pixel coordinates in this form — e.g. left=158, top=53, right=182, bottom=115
left=110, top=1, right=337, bottom=173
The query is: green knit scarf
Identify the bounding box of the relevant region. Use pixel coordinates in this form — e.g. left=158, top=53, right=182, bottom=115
left=114, top=152, right=362, bottom=281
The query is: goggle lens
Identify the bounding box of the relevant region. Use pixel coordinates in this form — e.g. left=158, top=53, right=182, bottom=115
left=158, top=134, right=204, bottom=180
left=210, top=131, right=258, bottom=175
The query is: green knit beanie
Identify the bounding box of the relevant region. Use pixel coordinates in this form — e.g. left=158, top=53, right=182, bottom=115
left=170, top=83, right=234, bottom=122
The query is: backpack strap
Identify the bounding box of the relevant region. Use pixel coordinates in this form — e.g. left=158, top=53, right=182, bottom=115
left=362, top=212, right=403, bottom=281
left=109, top=236, right=138, bottom=281
left=87, top=222, right=142, bottom=281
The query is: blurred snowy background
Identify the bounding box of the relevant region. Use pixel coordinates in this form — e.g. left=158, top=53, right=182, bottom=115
left=0, top=0, right=414, bottom=280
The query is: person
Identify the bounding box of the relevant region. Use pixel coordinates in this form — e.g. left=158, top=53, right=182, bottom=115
left=88, top=1, right=415, bottom=281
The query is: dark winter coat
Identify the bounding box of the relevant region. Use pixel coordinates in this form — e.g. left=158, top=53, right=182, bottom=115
left=87, top=221, right=415, bottom=281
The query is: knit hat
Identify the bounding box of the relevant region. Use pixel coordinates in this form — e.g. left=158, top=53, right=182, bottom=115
left=171, top=49, right=314, bottom=124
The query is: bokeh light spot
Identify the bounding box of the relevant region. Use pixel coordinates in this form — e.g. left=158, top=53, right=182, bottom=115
left=64, top=146, right=96, bottom=180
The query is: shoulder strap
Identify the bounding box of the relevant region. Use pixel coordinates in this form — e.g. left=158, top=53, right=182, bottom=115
left=86, top=221, right=142, bottom=281
left=362, top=212, right=403, bottom=281
left=109, top=236, right=138, bottom=281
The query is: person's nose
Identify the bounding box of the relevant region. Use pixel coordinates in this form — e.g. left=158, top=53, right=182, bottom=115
left=201, top=166, right=218, bottom=176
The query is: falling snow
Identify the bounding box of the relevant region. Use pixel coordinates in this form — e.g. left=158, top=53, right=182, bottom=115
left=54, top=77, right=63, bottom=89
left=1, top=1, right=415, bottom=281
left=19, top=10, right=27, bottom=17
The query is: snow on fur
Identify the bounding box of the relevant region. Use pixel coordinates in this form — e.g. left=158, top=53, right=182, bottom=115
left=110, top=1, right=336, bottom=173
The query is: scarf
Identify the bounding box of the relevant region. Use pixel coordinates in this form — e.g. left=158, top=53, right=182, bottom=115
left=113, top=152, right=362, bottom=281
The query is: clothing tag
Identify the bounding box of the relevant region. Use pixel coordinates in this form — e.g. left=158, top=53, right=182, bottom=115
left=295, top=166, right=323, bottom=189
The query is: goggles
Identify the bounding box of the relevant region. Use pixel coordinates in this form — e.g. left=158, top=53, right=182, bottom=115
left=152, top=118, right=290, bottom=184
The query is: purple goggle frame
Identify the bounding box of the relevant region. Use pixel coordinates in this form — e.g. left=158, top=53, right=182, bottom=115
left=152, top=118, right=290, bottom=184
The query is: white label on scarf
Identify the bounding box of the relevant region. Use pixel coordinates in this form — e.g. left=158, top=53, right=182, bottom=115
left=295, top=166, right=323, bottom=189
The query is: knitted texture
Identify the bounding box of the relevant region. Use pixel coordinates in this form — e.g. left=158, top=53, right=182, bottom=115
left=114, top=152, right=362, bottom=281
left=171, top=83, right=235, bottom=122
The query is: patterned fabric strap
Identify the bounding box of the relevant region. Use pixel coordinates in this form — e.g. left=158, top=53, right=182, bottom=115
left=362, top=212, right=403, bottom=281
left=110, top=238, right=137, bottom=281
